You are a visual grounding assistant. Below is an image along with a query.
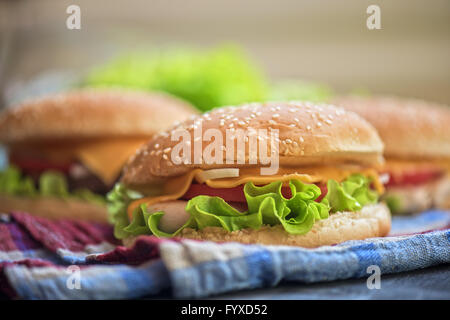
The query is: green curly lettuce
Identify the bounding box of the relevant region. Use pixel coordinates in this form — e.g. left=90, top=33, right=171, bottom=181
left=83, top=45, right=336, bottom=111
left=269, top=80, right=334, bottom=103
left=83, top=45, right=268, bottom=111
left=322, top=174, right=378, bottom=212
left=108, top=174, right=379, bottom=239
left=383, top=194, right=406, bottom=215
left=0, top=165, right=106, bottom=205
left=107, top=183, right=145, bottom=238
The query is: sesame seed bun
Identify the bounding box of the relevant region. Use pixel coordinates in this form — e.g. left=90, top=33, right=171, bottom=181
left=123, top=203, right=391, bottom=248
left=0, top=89, right=198, bottom=144
left=121, top=101, right=384, bottom=187
left=0, top=194, right=108, bottom=222
left=332, top=96, right=450, bottom=160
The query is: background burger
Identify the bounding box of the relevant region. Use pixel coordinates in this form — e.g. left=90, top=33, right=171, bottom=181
left=333, top=96, right=450, bottom=214
left=0, top=89, right=198, bottom=221
left=109, top=101, right=391, bottom=248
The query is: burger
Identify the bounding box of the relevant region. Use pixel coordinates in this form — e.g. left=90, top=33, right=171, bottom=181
left=0, top=89, right=198, bottom=221
left=333, top=95, right=450, bottom=214
left=109, top=101, right=391, bottom=247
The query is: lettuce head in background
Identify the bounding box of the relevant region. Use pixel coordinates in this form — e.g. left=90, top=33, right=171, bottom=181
left=269, top=80, right=334, bottom=103
left=83, top=45, right=333, bottom=111
left=83, top=45, right=268, bottom=111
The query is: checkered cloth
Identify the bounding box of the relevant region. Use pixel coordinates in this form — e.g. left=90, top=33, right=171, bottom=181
left=1, top=210, right=449, bottom=299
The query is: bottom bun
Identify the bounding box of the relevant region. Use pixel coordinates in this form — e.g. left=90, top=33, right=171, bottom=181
left=123, top=203, right=391, bottom=248
left=0, top=194, right=108, bottom=222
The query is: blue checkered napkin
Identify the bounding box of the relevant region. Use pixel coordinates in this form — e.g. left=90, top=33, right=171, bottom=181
left=1, top=210, right=449, bottom=299
left=4, top=260, right=170, bottom=300
left=159, top=229, right=450, bottom=298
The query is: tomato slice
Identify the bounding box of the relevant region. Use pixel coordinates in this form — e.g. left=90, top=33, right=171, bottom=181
left=9, top=156, right=74, bottom=174
left=181, top=184, right=246, bottom=202
left=181, top=182, right=328, bottom=203
left=384, top=168, right=444, bottom=187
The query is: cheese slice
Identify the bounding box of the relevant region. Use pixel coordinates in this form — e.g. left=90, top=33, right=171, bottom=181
left=383, top=158, right=450, bottom=175
left=23, top=138, right=150, bottom=185
left=75, top=138, right=149, bottom=185
left=126, top=166, right=384, bottom=219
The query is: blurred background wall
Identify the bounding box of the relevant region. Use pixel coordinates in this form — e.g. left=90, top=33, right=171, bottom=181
left=0, top=0, right=449, bottom=107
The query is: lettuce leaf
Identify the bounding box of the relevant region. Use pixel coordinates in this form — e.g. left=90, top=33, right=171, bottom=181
left=107, top=183, right=144, bottom=238
left=322, top=174, right=378, bottom=212
left=383, top=194, right=405, bottom=215
left=0, top=165, right=106, bottom=206
left=0, top=166, right=37, bottom=196
left=108, top=174, right=379, bottom=239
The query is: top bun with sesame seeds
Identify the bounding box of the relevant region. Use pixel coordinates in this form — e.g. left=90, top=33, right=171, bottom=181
left=0, top=88, right=198, bottom=143
left=332, top=95, right=450, bottom=160
left=121, top=101, right=384, bottom=186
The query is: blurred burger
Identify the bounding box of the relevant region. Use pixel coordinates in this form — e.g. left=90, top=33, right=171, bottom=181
left=0, top=89, right=198, bottom=221
left=109, top=101, right=390, bottom=248
left=333, top=96, right=450, bottom=214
